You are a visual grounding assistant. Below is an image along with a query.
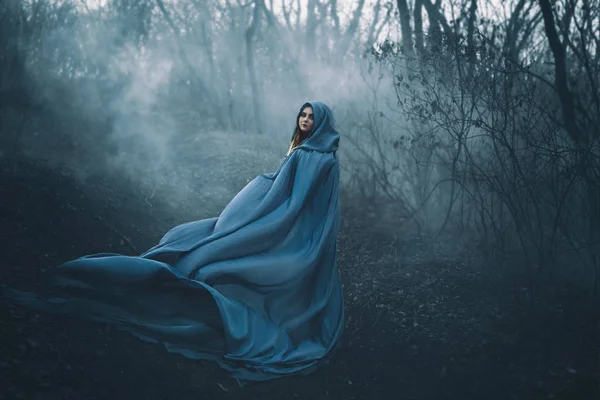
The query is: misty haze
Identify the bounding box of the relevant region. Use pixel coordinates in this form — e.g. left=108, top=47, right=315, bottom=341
left=1, top=0, right=599, bottom=399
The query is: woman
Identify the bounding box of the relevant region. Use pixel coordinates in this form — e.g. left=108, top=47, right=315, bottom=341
left=3, top=101, right=344, bottom=386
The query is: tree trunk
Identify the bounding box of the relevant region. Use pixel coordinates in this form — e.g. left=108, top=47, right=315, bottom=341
left=396, top=0, right=414, bottom=56
left=413, top=0, right=424, bottom=54
left=245, top=0, right=264, bottom=133
left=538, top=0, right=582, bottom=144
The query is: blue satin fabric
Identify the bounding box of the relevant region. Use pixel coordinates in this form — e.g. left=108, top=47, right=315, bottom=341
left=3, top=101, right=344, bottom=386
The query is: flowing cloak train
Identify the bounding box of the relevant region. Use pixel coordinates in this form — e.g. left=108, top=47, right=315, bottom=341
left=2, top=101, right=344, bottom=386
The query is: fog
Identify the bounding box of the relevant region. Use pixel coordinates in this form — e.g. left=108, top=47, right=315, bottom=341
left=8, top=0, right=400, bottom=214
left=2, top=0, right=600, bottom=294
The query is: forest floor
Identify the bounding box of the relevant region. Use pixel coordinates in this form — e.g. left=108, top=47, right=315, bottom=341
left=0, top=156, right=599, bottom=400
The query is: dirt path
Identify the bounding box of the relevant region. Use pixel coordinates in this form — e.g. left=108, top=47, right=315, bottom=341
left=0, top=158, right=597, bottom=400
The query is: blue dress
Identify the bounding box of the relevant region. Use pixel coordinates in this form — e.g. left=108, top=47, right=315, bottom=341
left=2, top=101, right=344, bottom=386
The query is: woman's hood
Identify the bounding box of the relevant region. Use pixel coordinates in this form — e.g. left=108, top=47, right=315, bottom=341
left=291, top=101, right=340, bottom=153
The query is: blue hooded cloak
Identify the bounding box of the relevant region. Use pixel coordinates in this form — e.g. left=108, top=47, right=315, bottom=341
left=3, top=101, right=344, bottom=386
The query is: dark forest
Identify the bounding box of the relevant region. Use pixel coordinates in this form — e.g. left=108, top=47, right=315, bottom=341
left=1, top=0, right=599, bottom=399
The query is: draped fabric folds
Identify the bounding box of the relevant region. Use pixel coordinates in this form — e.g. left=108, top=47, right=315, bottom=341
left=2, top=101, right=344, bottom=386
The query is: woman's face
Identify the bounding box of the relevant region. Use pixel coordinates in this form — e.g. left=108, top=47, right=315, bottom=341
left=298, top=106, right=314, bottom=134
